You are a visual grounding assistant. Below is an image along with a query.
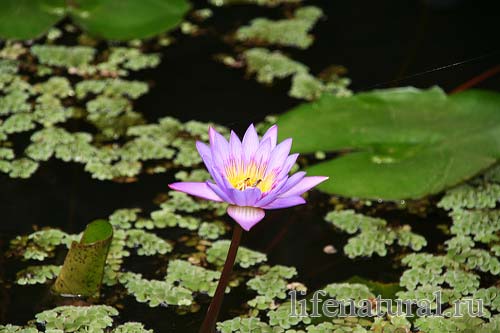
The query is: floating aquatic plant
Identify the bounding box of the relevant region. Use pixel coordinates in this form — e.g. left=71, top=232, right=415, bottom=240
left=277, top=87, right=500, bottom=199
left=120, top=272, right=194, bottom=307
left=0, top=0, right=190, bottom=40
left=206, top=240, right=267, bottom=268
left=16, top=264, right=61, bottom=285
left=0, top=305, right=154, bottom=333
left=210, top=0, right=301, bottom=7
left=236, top=6, right=323, bottom=49
left=53, top=219, right=113, bottom=296
left=246, top=265, right=298, bottom=310
left=0, top=41, right=236, bottom=181
left=169, top=124, right=327, bottom=332
left=325, top=209, right=427, bottom=258
left=242, top=48, right=351, bottom=101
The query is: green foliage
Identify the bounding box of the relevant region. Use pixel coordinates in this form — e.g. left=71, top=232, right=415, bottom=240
left=414, top=311, right=487, bottom=333
left=7, top=158, right=39, bottom=178
left=278, top=87, right=500, bottom=199
left=150, top=207, right=200, bottom=230
left=35, top=305, right=117, bottom=332
left=207, top=240, right=268, bottom=268
left=75, top=79, right=148, bottom=99
left=112, top=322, right=153, bottom=333
left=323, top=283, right=375, bottom=302
left=175, top=169, right=211, bottom=182
left=449, top=209, right=500, bottom=243
left=438, top=182, right=500, bottom=210
left=0, top=0, right=65, bottom=40
left=0, top=0, right=190, bottom=40
left=10, top=228, right=72, bottom=260
left=267, top=302, right=311, bottom=329
left=219, top=169, right=500, bottom=332
left=325, top=210, right=426, bottom=258
left=0, top=325, right=39, bottom=333
left=397, top=253, right=481, bottom=306
left=243, top=48, right=351, bottom=101
left=247, top=265, right=297, bottom=310
left=71, top=0, right=191, bottom=40
left=16, top=265, right=61, bottom=285
left=109, top=208, right=141, bottom=229
left=103, top=47, right=161, bottom=73
left=0, top=42, right=200, bottom=181
left=166, top=259, right=222, bottom=296
left=31, top=45, right=96, bottom=69
left=217, top=317, right=277, bottom=333
left=125, top=229, right=172, bottom=255
left=210, top=0, right=300, bottom=7
left=198, top=221, right=227, bottom=240
left=244, top=48, right=308, bottom=84
left=53, top=220, right=113, bottom=296
left=290, top=72, right=351, bottom=100
left=0, top=305, right=153, bottom=333
left=120, top=272, right=194, bottom=307
left=236, top=7, right=323, bottom=49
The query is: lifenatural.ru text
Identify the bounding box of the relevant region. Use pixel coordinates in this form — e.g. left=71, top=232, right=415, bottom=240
left=289, top=290, right=484, bottom=318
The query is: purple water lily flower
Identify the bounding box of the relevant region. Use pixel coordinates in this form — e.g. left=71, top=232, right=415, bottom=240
left=169, top=124, right=328, bottom=231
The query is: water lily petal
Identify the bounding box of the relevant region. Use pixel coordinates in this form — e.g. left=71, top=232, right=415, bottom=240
left=228, top=187, right=262, bottom=206
left=196, top=140, right=212, bottom=162
left=275, top=153, right=299, bottom=180
left=266, top=138, right=292, bottom=176
left=227, top=205, right=265, bottom=231
left=261, top=124, right=278, bottom=149
left=263, top=196, right=306, bottom=209
left=254, top=174, right=294, bottom=207
left=242, top=124, right=259, bottom=162
left=206, top=181, right=234, bottom=204
left=209, top=127, right=230, bottom=170
left=254, top=191, right=280, bottom=208
left=254, top=138, right=272, bottom=167
left=279, top=176, right=329, bottom=197
left=168, top=182, right=222, bottom=202
left=229, top=130, right=243, bottom=162
left=197, top=140, right=225, bottom=186
left=276, top=171, right=306, bottom=194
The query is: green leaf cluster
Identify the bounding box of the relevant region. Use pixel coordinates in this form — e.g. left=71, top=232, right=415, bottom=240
left=236, top=7, right=323, bottom=49
left=207, top=240, right=268, bottom=268
left=210, top=0, right=301, bottom=7
left=244, top=48, right=351, bottom=101
left=247, top=265, right=297, bottom=310
left=0, top=0, right=190, bottom=40
left=325, top=210, right=427, bottom=258
left=0, top=305, right=154, bottom=333
left=277, top=87, right=500, bottom=199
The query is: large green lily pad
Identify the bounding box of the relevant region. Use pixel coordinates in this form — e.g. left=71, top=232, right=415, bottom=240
left=70, top=0, right=191, bottom=40
left=0, top=0, right=65, bottom=40
left=0, top=0, right=190, bottom=40
left=277, top=87, right=500, bottom=200
left=53, top=220, right=113, bottom=297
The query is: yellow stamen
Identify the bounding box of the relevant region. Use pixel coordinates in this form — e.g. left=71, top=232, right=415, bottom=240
left=226, top=160, right=274, bottom=193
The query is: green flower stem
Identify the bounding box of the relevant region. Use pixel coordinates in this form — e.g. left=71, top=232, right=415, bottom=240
left=199, top=224, right=243, bottom=333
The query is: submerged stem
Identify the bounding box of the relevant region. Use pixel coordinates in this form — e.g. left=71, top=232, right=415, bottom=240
left=199, top=224, right=243, bottom=333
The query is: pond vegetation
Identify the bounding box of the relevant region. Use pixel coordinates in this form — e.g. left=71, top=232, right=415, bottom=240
left=0, top=0, right=499, bottom=332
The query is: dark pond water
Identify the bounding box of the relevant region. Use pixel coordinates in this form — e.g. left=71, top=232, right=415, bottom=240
left=0, top=0, right=499, bottom=331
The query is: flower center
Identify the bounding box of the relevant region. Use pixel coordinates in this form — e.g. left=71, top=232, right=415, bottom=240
left=225, top=160, right=274, bottom=193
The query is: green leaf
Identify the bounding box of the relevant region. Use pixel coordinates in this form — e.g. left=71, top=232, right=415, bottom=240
left=346, top=276, right=402, bottom=300
left=0, top=0, right=65, bottom=40
left=53, top=219, right=113, bottom=296
left=70, top=0, right=190, bottom=40
left=0, top=0, right=189, bottom=40
left=277, top=87, right=500, bottom=199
